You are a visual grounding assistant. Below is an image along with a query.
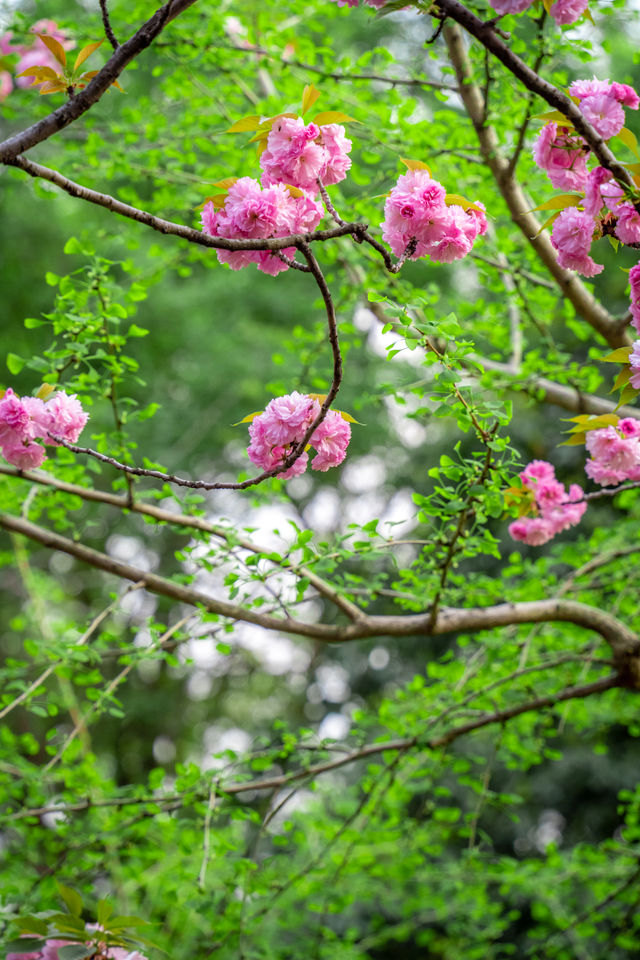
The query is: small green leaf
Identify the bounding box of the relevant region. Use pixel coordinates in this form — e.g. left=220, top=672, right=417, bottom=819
left=602, top=347, right=632, bottom=363
left=613, top=126, right=640, bottom=158
left=57, top=946, right=92, bottom=960
left=126, top=324, right=149, bottom=338
left=97, top=898, right=113, bottom=926
left=7, top=353, right=24, bottom=375
left=3, top=940, right=47, bottom=954
left=301, top=83, right=321, bottom=115
left=313, top=110, right=357, bottom=125
left=63, top=236, right=84, bottom=255
left=529, top=194, right=582, bottom=213
left=226, top=115, right=262, bottom=133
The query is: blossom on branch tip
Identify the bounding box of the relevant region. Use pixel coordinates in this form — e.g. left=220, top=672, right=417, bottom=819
left=569, top=78, right=639, bottom=140
left=246, top=392, right=351, bottom=479
left=584, top=423, right=640, bottom=485
left=0, top=387, right=88, bottom=470
left=629, top=262, right=640, bottom=333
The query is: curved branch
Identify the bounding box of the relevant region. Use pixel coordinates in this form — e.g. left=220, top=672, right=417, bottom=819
left=0, top=0, right=200, bottom=162
left=1, top=512, right=637, bottom=667
left=443, top=22, right=629, bottom=349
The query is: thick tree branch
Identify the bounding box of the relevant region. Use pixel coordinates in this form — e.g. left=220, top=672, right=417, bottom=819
left=0, top=0, right=200, bottom=162
left=1, top=512, right=637, bottom=667
left=443, top=23, right=630, bottom=350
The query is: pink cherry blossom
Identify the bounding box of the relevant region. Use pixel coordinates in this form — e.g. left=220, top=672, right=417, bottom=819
left=509, top=460, right=586, bottom=546
left=0, top=387, right=88, bottom=470
left=615, top=203, right=640, bottom=245
left=583, top=167, right=624, bottom=218
left=584, top=424, right=640, bottom=485
left=533, top=123, right=588, bottom=192
left=548, top=0, right=588, bottom=25
left=568, top=77, right=639, bottom=140
left=550, top=207, right=603, bottom=276
left=247, top=393, right=352, bottom=478
left=618, top=417, right=640, bottom=438
left=310, top=412, right=351, bottom=471
left=629, top=340, right=640, bottom=390
left=487, top=0, right=535, bottom=13
left=629, top=262, right=640, bottom=333
left=260, top=117, right=352, bottom=194
left=201, top=178, right=323, bottom=275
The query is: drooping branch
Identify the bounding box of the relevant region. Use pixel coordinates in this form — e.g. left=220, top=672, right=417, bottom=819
left=0, top=0, right=200, bottom=162
left=442, top=22, right=630, bottom=350
left=2, top=512, right=638, bottom=667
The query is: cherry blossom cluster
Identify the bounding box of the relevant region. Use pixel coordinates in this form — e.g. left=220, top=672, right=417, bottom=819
left=0, top=388, right=88, bottom=470
left=247, top=392, right=351, bottom=479
left=381, top=168, right=487, bottom=264
left=0, top=21, right=72, bottom=101
left=532, top=79, right=640, bottom=277
left=8, top=936, right=146, bottom=960
left=584, top=418, right=640, bottom=486
left=201, top=179, right=324, bottom=276
left=201, top=116, right=352, bottom=274
left=508, top=460, right=586, bottom=546
left=489, top=0, right=587, bottom=26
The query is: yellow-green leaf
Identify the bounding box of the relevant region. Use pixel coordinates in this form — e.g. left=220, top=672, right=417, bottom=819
left=616, top=384, right=639, bottom=408
left=212, top=177, right=238, bottom=191
left=110, top=78, right=124, bottom=92
left=37, top=33, right=67, bottom=67
left=583, top=5, right=595, bottom=23
left=16, top=64, right=59, bottom=82
left=233, top=411, right=263, bottom=426
left=227, top=115, right=262, bottom=134
left=444, top=193, right=484, bottom=213
left=313, top=110, right=357, bottom=125
left=400, top=157, right=431, bottom=174
left=565, top=413, right=619, bottom=432
left=535, top=210, right=564, bottom=236
left=530, top=194, right=582, bottom=213
left=612, top=367, right=632, bottom=391
left=194, top=193, right=227, bottom=211
left=613, top=126, right=640, bottom=158
left=602, top=346, right=632, bottom=363
left=39, top=80, right=68, bottom=94
left=533, top=109, right=572, bottom=125
left=301, top=83, right=321, bottom=115
left=561, top=433, right=589, bottom=446
left=73, top=39, right=102, bottom=73
left=36, top=383, right=55, bottom=400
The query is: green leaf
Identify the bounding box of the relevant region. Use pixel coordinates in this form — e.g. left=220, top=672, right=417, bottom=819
left=313, top=110, right=357, bottom=125
left=14, top=917, right=49, bottom=936
left=3, top=940, right=47, bottom=954
left=58, top=883, right=83, bottom=917
left=57, top=946, right=92, bottom=960
left=7, top=353, right=24, bottom=375
left=399, top=157, right=431, bottom=175
left=63, top=236, right=84, bottom=255
left=613, top=126, right=640, bottom=158
left=126, top=324, right=149, bottom=338
left=226, top=115, right=262, bottom=133
left=97, top=898, right=113, bottom=926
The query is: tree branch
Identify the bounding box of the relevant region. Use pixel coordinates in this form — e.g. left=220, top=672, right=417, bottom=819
left=0, top=0, right=200, bottom=162
left=1, top=512, right=637, bottom=666
left=442, top=22, right=630, bottom=350
left=99, top=0, right=120, bottom=50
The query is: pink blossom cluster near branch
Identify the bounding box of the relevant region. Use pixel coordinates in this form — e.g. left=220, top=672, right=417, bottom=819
left=533, top=80, right=640, bottom=277
left=0, top=21, right=73, bottom=101
left=508, top=460, right=586, bottom=546
left=201, top=178, right=323, bottom=276
left=201, top=114, right=352, bottom=274
left=488, top=0, right=588, bottom=27
left=584, top=418, right=640, bottom=486
left=381, top=168, right=487, bottom=264
left=0, top=388, right=88, bottom=470
left=247, top=391, right=351, bottom=478
left=629, top=264, right=640, bottom=333
left=7, top=936, right=147, bottom=960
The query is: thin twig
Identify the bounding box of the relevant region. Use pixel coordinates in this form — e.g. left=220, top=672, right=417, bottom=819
left=99, top=0, right=120, bottom=50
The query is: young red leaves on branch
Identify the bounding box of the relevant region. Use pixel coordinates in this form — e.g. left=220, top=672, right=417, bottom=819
left=16, top=36, right=122, bottom=96
left=0, top=20, right=74, bottom=101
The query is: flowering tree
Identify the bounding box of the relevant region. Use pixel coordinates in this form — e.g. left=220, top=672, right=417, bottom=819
left=2, top=0, right=640, bottom=955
